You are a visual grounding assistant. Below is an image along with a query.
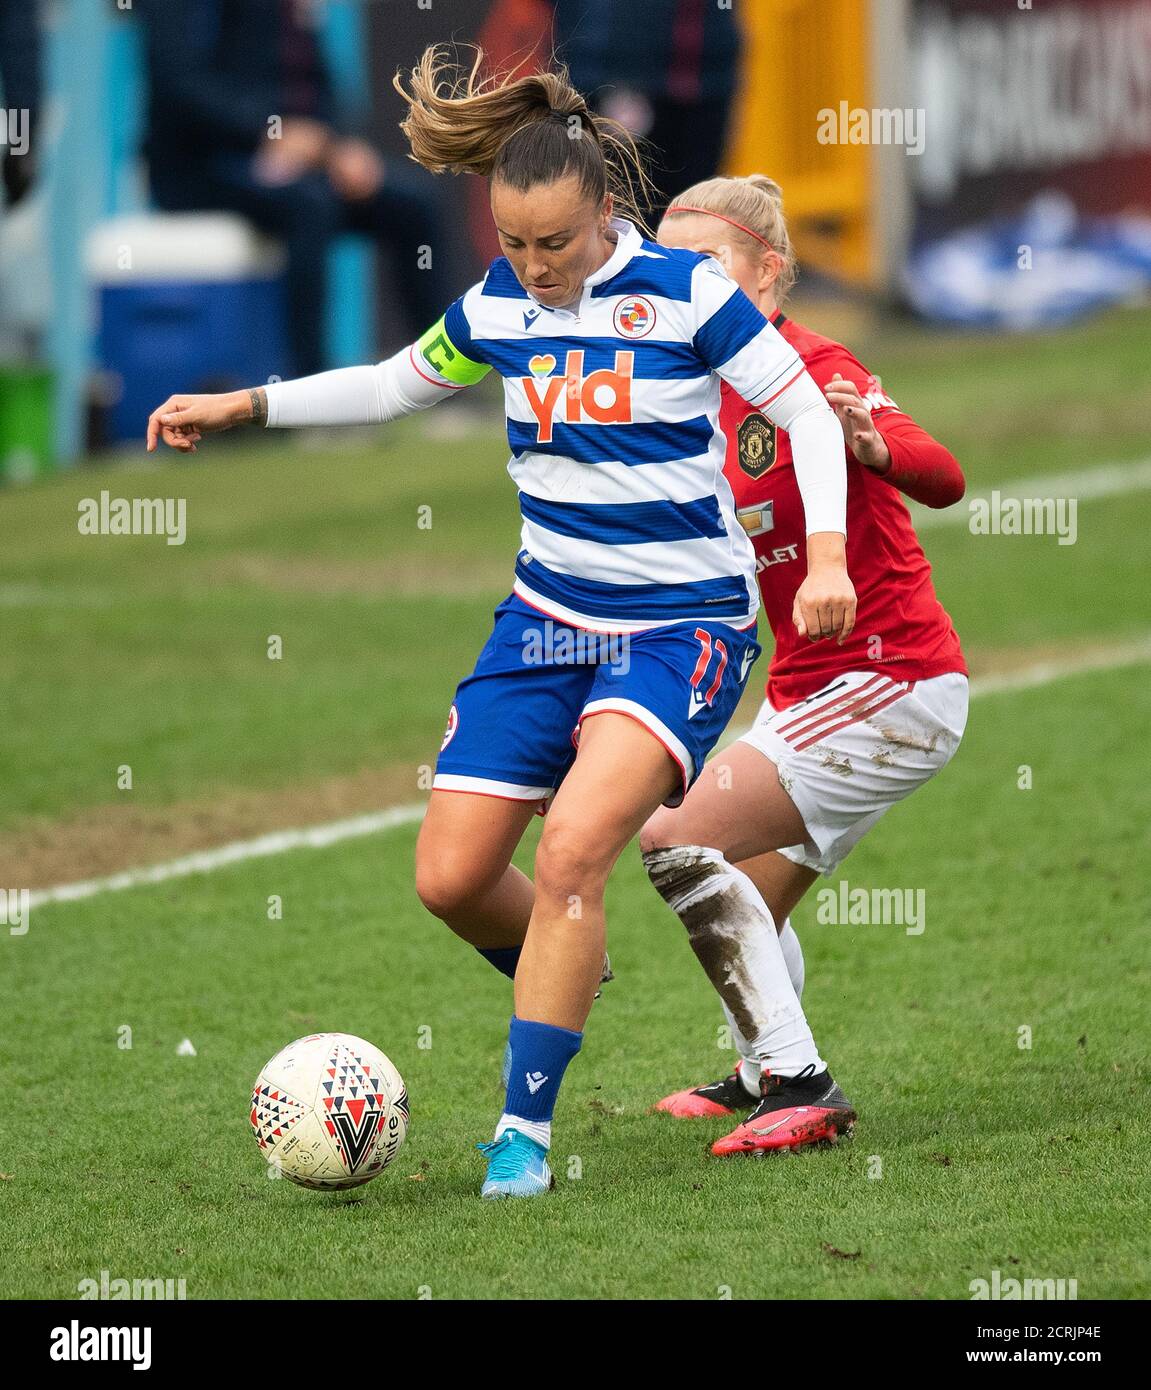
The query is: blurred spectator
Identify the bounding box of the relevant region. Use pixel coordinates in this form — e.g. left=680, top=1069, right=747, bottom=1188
left=549, top=0, right=742, bottom=227
left=0, top=0, right=43, bottom=208
left=140, top=0, right=450, bottom=378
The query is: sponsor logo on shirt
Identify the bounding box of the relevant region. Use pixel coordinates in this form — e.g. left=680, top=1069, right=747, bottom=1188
left=861, top=382, right=898, bottom=412
left=756, top=544, right=800, bottom=571
left=736, top=500, right=774, bottom=537
left=521, top=350, right=634, bottom=444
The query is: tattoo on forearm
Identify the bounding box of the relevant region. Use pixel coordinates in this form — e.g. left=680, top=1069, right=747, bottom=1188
left=249, top=387, right=267, bottom=424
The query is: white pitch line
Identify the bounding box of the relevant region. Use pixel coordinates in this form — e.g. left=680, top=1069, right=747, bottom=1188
left=25, top=635, right=1151, bottom=913
left=27, top=805, right=427, bottom=911
left=912, top=455, right=1151, bottom=529
left=963, top=635, right=1151, bottom=696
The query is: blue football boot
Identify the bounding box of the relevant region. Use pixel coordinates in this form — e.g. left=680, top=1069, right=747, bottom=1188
left=476, top=1129, right=554, bottom=1200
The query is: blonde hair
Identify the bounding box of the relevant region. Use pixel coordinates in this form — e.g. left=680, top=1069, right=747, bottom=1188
left=393, top=45, right=659, bottom=236
left=663, top=174, right=798, bottom=302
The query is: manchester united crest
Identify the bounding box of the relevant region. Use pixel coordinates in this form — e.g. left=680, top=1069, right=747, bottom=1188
left=737, top=412, right=777, bottom=478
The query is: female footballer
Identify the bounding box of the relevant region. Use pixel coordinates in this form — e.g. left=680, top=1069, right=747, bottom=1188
left=640, top=175, right=968, bottom=1156
left=146, top=50, right=857, bottom=1199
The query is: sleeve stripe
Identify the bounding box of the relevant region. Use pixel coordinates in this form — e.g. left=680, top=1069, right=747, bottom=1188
left=753, top=365, right=806, bottom=410
left=693, top=286, right=767, bottom=368
left=408, top=344, right=468, bottom=391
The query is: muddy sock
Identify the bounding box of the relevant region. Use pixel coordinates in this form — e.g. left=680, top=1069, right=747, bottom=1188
left=724, top=916, right=806, bottom=1093
left=643, top=845, right=823, bottom=1079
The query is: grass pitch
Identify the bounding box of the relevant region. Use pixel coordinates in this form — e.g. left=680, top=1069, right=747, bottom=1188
left=2, top=307, right=1149, bottom=1299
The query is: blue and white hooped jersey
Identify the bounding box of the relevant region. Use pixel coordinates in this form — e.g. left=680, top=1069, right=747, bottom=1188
left=414, top=217, right=810, bottom=633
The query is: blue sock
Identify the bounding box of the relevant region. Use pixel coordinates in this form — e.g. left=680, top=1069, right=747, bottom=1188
left=503, top=1015, right=583, bottom=1124
left=476, top=945, right=521, bottom=980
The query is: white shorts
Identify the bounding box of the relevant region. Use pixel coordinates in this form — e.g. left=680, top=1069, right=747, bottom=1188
left=738, top=670, right=969, bottom=875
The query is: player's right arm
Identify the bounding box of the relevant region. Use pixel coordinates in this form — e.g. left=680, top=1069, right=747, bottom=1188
left=690, top=258, right=855, bottom=643
left=147, top=297, right=491, bottom=453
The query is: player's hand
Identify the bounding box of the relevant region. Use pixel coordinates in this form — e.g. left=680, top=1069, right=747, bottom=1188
left=824, top=373, right=891, bottom=473
left=146, top=391, right=250, bottom=453
left=793, top=535, right=856, bottom=644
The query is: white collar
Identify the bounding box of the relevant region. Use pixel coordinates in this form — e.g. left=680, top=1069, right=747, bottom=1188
left=583, top=216, right=642, bottom=287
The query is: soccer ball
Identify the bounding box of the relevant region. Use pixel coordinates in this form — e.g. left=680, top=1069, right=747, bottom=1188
left=251, top=1033, right=409, bottom=1189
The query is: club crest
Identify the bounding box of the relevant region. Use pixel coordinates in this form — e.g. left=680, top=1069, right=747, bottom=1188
left=737, top=411, right=777, bottom=478
left=613, top=295, right=656, bottom=338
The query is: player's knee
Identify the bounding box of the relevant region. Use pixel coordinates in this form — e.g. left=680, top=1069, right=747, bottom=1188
left=414, top=856, right=482, bottom=923
left=638, top=808, right=678, bottom=855
left=641, top=842, right=728, bottom=914
left=534, top=823, right=610, bottom=905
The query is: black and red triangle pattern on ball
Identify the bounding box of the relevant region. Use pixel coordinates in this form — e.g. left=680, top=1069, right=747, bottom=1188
left=250, top=1083, right=308, bottom=1150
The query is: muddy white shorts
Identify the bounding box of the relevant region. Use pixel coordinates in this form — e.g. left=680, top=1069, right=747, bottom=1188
left=738, top=670, right=969, bottom=875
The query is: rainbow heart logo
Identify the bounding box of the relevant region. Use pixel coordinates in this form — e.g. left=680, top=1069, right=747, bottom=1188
left=528, top=354, right=557, bottom=377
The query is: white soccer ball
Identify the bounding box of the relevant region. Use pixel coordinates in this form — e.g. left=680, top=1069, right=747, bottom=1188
left=251, top=1033, right=409, bottom=1189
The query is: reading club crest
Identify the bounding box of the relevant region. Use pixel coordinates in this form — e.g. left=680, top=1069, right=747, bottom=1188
left=613, top=295, right=656, bottom=338
left=737, top=411, right=776, bottom=479
left=440, top=703, right=459, bottom=751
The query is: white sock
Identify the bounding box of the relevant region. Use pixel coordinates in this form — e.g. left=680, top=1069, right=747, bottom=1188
left=779, top=918, right=806, bottom=998
left=645, top=847, right=823, bottom=1079
left=729, top=917, right=810, bottom=1090
left=721, top=1005, right=763, bottom=1096
left=495, top=1114, right=551, bottom=1149
left=726, top=919, right=806, bottom=1094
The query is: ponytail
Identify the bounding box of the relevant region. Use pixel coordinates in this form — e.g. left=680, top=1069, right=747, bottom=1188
left=393, top=45, right=659, bottom=235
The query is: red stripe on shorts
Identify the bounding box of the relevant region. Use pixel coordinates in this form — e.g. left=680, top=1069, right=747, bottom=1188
left=792, top=682, right=915, bottom=752
left=777, top=675, right=893, bottom=743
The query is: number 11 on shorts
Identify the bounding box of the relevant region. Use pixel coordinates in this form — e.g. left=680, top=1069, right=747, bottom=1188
left=690, top=628, right=728, bottom=710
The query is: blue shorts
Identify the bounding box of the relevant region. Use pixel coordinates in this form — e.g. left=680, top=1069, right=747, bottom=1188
left=434, top=594, right=761, bottom=807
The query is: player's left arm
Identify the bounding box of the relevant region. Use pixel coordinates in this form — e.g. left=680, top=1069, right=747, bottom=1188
left=820, top=357, right=965, bottom=509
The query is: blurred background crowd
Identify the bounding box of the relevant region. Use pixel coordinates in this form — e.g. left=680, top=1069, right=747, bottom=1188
left=1, top=0, right=1149, bottom=474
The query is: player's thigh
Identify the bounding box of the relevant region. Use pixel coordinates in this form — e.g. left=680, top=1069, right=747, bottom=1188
left=415, top=790, right=538, bottom=917
left=735, top=850, right=819, bottom=927
left=535, top=712, right=683, bottom=896
left=640, top=739, right=807, bottom=863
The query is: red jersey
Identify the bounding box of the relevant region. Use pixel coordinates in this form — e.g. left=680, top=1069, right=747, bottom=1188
left=721, top=314, right=967, bottom=709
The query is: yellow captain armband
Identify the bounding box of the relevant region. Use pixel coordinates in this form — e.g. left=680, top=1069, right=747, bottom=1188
left=416, top=315, right=491, bottom=386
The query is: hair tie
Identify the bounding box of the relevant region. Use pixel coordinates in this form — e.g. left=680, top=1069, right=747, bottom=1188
left=665, top=204, right=773, bottom=249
